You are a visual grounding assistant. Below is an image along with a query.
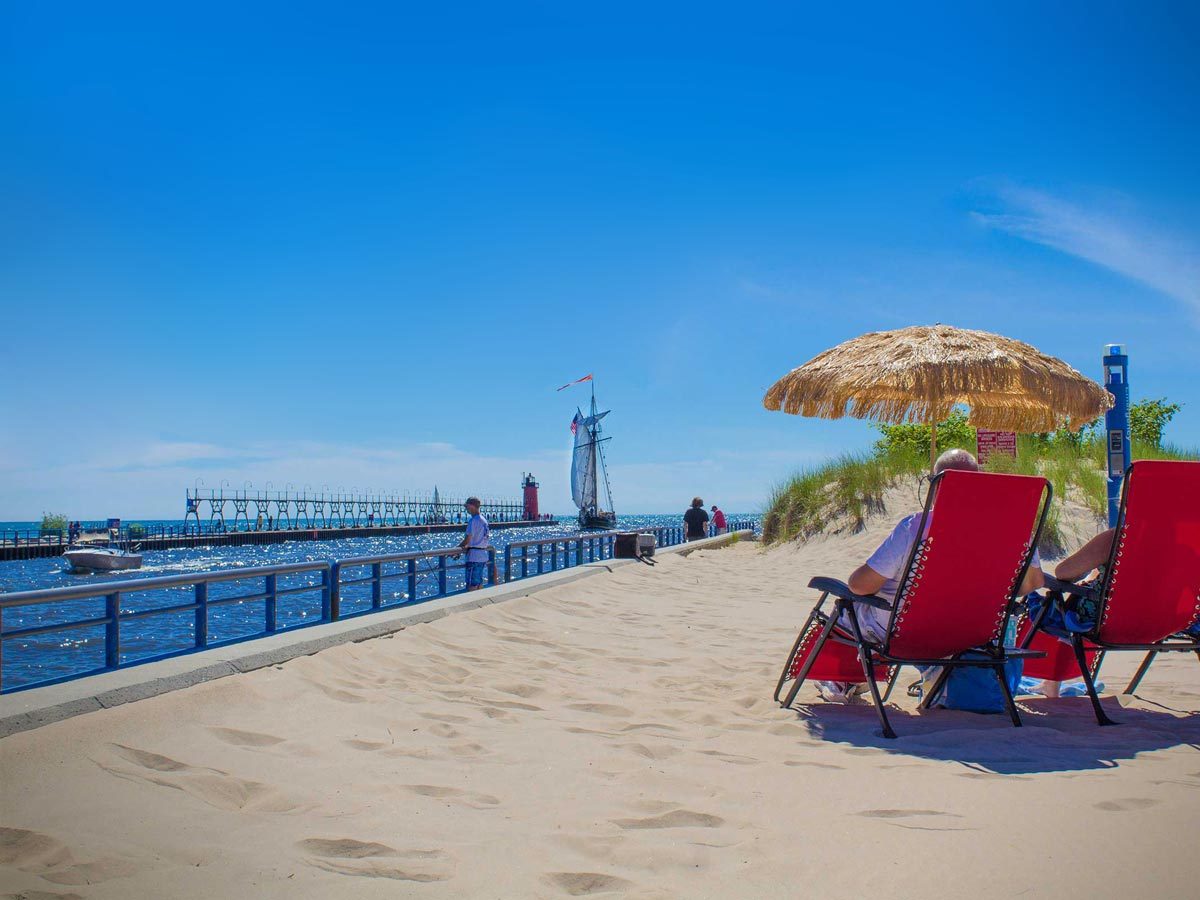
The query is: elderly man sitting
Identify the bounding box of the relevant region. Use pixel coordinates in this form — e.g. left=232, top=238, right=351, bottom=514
left=817, top=448, right=1046, bottom=703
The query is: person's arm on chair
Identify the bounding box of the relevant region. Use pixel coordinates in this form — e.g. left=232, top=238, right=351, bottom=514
left=1055, top=528, right=1115, bottom=582
left=848, top=564, right=886, bottom=596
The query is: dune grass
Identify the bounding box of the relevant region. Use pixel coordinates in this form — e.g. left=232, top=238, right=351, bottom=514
left=762, top=435, right=1200, bottom=553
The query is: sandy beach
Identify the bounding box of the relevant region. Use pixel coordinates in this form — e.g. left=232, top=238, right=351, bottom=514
left=3, top=513, right=1200, bottom=899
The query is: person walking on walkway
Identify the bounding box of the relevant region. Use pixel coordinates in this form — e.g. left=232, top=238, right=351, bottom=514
left=457, top=497, right=491, bottom=591
left=710, top=505, right=727, bottom=535
left=684, top=497, right=710, bottom=542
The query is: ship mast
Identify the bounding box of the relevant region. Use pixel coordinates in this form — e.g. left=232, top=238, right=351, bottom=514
left=589, top=382, right=599, bottom=514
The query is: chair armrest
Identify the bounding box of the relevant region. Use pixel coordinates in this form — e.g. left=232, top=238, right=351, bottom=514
left=1042, top=573, right=1077, bottom=594
left=1042, top=574, right=1100, bottom=602
left=807, top=576, right=893, bottom=610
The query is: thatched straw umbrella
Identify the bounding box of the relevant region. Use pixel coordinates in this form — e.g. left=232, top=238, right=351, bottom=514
left=763, top=324, right=1113, bottom=470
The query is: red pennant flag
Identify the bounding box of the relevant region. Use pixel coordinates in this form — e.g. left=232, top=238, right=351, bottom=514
left=556, top=373, right=594, bottom=391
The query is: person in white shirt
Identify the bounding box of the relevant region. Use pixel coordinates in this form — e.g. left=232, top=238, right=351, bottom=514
left=818, top=449, right=1044, bottom=703
left=457, top=497, right=491, bottom=591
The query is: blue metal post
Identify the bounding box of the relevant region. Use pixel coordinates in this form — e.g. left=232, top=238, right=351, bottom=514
left=193, top=584, right=206, bottom=650
left=505, top=546, right=513, bottom=582
left=106, top=592, right=121, bottom=668
left=265, top=573, right=278, bottom=632
left=438, top=554, right=447, bottom=596
left=321, top=568, right=333, bottom=621
left=372, top=562, right=383, bottom=609
left=1103, top=344, right=1131, bottom=527
left=488, top=548, right=498, bottom=585
left=408, top=557, right=417, bottom=601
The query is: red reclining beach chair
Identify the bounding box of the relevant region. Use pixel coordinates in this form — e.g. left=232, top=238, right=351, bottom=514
left=774, top=469, right=1050, bottom=739
left=1022, top=460, right=1200, bottom=726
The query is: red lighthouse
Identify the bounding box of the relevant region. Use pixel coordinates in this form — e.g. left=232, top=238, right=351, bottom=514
left=522, top=473, right=540, bottom=521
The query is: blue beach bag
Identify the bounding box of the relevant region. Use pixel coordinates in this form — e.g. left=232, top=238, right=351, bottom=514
left=930, top=617, right=1023, bottom=714
left=938, top=653, right=1023, bottom=713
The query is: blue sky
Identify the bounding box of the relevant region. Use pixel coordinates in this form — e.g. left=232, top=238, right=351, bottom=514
left=2, top=2, right=1198, bottom=518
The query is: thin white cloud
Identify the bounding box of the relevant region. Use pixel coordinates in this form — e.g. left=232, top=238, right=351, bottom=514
left=972, top=186, right=1200, bottom=314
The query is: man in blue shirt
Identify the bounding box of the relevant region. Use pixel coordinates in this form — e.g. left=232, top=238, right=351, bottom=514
left=457, top=497, right=490, bottom=591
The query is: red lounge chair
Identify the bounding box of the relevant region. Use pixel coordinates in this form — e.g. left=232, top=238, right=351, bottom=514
left=1023, top=460, right=1200, bottom=726
left=774, top=469, right=1050, bottom=739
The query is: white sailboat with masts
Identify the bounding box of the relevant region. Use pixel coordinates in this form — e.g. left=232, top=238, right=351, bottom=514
left=570, top=380, right=617, bottom=530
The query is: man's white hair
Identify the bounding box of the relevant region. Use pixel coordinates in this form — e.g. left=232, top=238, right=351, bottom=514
left=933, top=448, right=980, bottom=476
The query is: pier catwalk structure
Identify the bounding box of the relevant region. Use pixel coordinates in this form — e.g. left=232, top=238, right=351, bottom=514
left=1, top=478, right=554, bottom=560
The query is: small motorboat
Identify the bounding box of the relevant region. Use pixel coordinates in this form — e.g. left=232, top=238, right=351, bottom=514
left=63, top=546, right=143, bottom=573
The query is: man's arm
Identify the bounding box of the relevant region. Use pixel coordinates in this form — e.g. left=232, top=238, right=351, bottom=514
left=847, top=564, right=886, bottom=596
left=1055, top=528, right=1115, bottom=582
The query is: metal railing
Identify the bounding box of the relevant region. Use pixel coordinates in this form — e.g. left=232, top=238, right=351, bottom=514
left=0, top=523, right=756, bottom=694
left=499, top=521, right=757, bottom=583
left=0, top=562, right=332, bottom=693
left=329, top=547, right=498, bottom=619
left=0, top=529, right=67, bottom=553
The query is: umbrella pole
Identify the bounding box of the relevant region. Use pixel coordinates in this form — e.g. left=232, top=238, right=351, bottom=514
left=929, top=420, right=938, bottom=473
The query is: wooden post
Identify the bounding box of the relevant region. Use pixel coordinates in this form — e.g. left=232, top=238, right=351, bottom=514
left=929, top=420, right=938, bottom=473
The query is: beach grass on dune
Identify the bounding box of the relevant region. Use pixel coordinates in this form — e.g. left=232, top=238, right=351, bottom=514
left=762, top=432, right=1200, bottom=551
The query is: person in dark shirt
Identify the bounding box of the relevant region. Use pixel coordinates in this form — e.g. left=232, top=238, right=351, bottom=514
left=683, top=497, right=709, bottom=541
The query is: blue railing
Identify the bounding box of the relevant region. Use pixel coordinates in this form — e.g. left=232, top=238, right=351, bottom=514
left=503, top=526, right=685, bottom=581
left=0, top=525, right=754, bottom=694
left=328, top=547, right=499, bottom=619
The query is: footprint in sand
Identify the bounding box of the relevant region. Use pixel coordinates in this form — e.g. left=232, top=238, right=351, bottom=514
left=619, top=742, right=680, bottom=761
left=343, top=739, right=389, bottom=752
left=495, top=682, right=545, bottom=699
left=856, top=809, right=960, bottom=819
left=403, top=784, right=501, bottom=809
left=568, top=702, right=634, bottom=717
left=420, top=712, right=472, bottom=724
left=620, top=722, right=680, bottom=734
left=784, top=760, right=845, bottom=770
left=206, top=727, right=286, bottom=748
left=0, top=827, right=134, bottom=887
left=296, top=838, right=452, bottom=882
left=543, top=872, right=634, bottom=896
left=1093, top=798, right=1162, bottom=812
left=95, top=744, right=299, bottom=813
left=301, top=679, right=367, bottom=703
left=611, top=810, right=725, bottom=829
left=483, top=699, right=544, bottom=712
left=696, top=750, right=758, bottom=766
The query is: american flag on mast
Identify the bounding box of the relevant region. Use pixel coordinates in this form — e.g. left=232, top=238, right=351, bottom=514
left=570, top=413, right=580, bottom=435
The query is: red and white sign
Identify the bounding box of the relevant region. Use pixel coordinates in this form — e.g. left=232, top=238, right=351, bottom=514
left=976, top=430, right=1017, bottom=463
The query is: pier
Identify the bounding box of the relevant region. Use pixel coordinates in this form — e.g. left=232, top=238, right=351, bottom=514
left=0, top=519, right=557, bottom=561
left=1, top=480, right=557, bottom=561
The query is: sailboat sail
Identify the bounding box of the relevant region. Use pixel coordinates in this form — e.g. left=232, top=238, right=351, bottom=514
left=563, top=378, right=616, bottom=529
left=570, top=410, right=608, bottom=511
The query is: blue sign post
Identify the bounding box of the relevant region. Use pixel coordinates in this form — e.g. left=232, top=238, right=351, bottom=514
left=1103, top=344, right=1131, bottom=527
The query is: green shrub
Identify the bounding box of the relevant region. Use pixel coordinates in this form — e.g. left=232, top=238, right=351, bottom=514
left=1130, top=398, right=1182, bottom=448
left=41, top=513, right=68, bottom=533
left=874, top=410, right=976, bottom=457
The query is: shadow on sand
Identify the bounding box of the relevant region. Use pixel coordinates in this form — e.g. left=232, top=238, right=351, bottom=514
left=790, top=694, right=1200, bottom=775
